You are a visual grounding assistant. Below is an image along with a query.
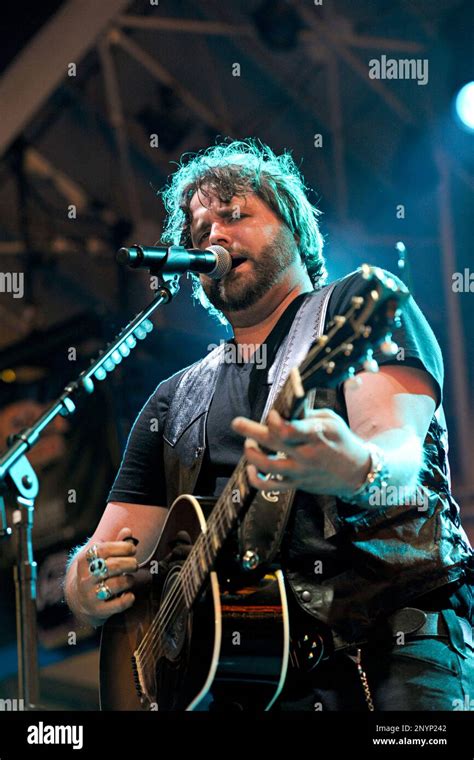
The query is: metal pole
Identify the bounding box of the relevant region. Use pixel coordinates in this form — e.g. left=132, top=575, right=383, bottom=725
left=13, top=498, right=39, bottom=709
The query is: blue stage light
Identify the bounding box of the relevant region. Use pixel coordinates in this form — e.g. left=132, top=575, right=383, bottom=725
left=454, top=82, right=474, bottom=132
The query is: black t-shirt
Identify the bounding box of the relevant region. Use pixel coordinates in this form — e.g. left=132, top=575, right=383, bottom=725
left=108, top=269, right=444, bottom=507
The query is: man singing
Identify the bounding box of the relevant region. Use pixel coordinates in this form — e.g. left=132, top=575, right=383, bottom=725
left=65, top=139, right=473, bottom=711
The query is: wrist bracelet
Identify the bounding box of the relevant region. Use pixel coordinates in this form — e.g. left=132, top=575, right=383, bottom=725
left=347, top=442, right=390, bottom=507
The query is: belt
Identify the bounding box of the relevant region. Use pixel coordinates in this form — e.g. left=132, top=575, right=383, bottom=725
left=332, top=607, right=473, bottom=654
left=386, top=607, right=472, bottom=647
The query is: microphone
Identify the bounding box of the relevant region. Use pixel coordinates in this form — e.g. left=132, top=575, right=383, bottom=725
left=116, top=244, right=232, bottom=280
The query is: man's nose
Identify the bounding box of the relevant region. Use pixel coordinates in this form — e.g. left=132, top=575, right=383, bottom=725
left=208, top=223, right=232, bottom=248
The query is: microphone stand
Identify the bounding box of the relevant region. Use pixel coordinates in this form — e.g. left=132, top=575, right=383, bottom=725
left=0, top=271, right=181, bottom=709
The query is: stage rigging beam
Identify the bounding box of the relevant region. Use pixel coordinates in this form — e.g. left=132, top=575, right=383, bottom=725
left=0, top=0, right=132, bottom=157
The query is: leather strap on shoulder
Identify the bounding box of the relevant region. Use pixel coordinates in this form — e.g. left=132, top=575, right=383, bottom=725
left=239, top=282, right=337, bottom=569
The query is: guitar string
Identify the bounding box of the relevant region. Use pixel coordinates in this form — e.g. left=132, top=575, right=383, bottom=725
left=132, top=299, right=379, bottom=669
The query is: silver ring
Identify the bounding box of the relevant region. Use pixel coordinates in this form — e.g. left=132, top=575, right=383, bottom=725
left=96, top=581, right=113, bottom=601
left=86, top=544, right=99, bottom=563
left=89, top=557, right=108, bottom=579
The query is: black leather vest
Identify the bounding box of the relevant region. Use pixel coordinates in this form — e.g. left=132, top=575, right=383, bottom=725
left=162, top=299, right=473, bottom=649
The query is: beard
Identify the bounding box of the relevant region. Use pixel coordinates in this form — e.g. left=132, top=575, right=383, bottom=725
left=200, top=225, right=299, bottom=313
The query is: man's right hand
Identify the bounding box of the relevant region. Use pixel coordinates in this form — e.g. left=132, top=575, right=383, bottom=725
left=69, top=527, right=139, bottom=627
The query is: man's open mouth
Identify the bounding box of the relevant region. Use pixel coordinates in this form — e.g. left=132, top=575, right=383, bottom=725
left=230, top=256, right=248, bottom=270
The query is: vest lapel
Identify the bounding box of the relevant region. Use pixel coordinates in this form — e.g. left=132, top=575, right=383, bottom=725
left=163, top=343, right=226, bottom=447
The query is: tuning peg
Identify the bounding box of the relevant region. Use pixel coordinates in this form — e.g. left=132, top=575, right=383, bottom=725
left=364, top=358, right=379, bottom=373
left=345, top=367, right=362, bottom=390
left=380, top=337, right=398, bottom=356
left=323, top=361, right=336, bottom=374
left=363, top=350, right=379, bottom=373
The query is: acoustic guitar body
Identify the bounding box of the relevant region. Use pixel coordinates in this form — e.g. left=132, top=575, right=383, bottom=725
left=99, top=494, right=289, bottom=711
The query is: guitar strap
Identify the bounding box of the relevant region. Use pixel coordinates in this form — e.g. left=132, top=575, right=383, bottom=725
left=238, top=281, right=337, bottom=569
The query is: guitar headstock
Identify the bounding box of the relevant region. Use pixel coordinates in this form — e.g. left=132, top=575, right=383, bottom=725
left=297, top=265, right=409, bottom=394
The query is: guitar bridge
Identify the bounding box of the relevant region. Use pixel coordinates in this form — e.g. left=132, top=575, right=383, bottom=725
left=131, top=654, right=147, bottom=706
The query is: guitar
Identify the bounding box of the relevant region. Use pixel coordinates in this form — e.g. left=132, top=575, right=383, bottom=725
left=100, top=265, right=408, bottom=711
